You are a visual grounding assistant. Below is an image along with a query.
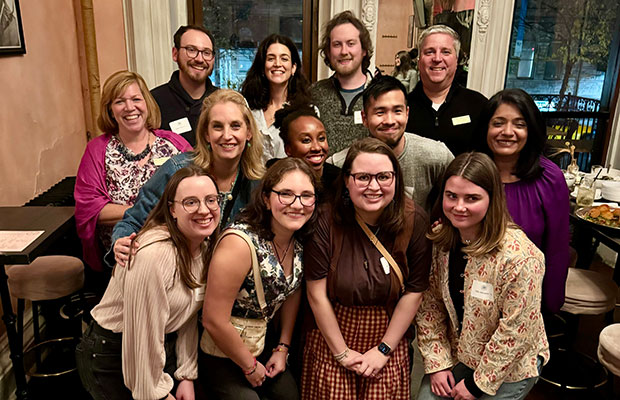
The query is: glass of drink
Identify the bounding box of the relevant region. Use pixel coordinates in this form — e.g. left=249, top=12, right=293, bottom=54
left=576, top=177, right=595, bottom=207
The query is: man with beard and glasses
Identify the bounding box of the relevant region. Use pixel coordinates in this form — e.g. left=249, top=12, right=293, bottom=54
left=406, top=25, right=486, bottom=155
left=311, top=11, right=374, bottom=154
left=329, top=75, right=453, bottom=213
left=151, top=25, right=218, bottom=147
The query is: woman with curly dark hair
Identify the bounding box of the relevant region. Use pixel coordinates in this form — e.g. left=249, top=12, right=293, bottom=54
left=241, top=34, right=311, bottom=162
left=201, top=158, right=320, bottom=399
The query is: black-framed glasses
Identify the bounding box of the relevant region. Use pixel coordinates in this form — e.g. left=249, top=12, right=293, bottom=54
left=349, top=171, right=395, bottom=188
left=180, top=46, right=214, bottom=61
left=271, top=190, right=316, bottom=207
left=173, top=195, right=221, bottom=213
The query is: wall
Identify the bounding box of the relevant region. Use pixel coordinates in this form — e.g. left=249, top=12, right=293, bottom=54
left=0, top=0, right=127, bottom=206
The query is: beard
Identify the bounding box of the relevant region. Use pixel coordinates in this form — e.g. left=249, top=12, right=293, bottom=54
left=178, top=59, right=212, bottom=84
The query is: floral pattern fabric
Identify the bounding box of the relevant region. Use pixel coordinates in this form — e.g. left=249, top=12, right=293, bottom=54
left=98, top=136, right=181, bottom=247
left=416, top=227, right=550, bottom=396
left=228, top=222, right=303, bottom=320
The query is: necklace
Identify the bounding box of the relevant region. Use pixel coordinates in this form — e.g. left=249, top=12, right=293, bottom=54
left=463, top=239, right=472, bottom=245
left=272, top=237, right=294, bottom=265
left=118, top=138, right=151, bottom=161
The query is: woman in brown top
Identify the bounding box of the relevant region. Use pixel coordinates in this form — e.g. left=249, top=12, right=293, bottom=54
left=301, top=138, right=431, bottom=399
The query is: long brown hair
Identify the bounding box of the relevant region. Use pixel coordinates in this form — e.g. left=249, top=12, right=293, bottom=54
left=122, top=165, right=220, bottom=288
left=333, top=138, right=406, bottom=236
left=428, top=152, right=515, bottom=256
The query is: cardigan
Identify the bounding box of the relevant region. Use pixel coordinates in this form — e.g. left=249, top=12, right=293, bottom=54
left=74, top=130, right=191, bottom=271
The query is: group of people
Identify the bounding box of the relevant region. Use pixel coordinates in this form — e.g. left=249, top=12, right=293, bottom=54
left=72, top=9, right=569, bottom=400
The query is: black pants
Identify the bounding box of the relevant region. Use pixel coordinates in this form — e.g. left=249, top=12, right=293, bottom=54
left=199, top=349, right=299, bottom=400
left=75, top=320, right=177, bottom=400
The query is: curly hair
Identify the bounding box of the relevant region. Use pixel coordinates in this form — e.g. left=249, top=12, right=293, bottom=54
left=319, top=10, right=374, bottom=72
left=241, top=34, right=310, bottom=111
left=274, top=102, right=321, bottom=146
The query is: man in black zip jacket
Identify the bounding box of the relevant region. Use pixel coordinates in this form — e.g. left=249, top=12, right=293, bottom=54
left=151, top=25, right=218, bottom=147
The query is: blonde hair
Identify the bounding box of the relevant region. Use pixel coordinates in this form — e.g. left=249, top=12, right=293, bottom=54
left=428, top=152, right=515, bottom=257
left=97, top=70, right=161, bottom=134
left=419, top=24, right=461, bottom=57
left=194, top=90, right=265, bottom=180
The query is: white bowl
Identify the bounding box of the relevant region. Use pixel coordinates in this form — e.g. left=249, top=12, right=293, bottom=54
left=564, top=173, right=576, bottom=188
left=601, top=181, right=620, bottom=201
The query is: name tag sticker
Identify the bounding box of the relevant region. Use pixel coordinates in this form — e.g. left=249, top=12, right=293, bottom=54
left=471, top=280, right=494, bottom=301
left=153, top=157, right=170, bottom=166
left=169, top=117, right=192, bottom=134
left=380, top=257, right=390, bottom=275
left=354, top=111, right=363, bottom=124
left=193, top=286, right=205, bottom=302
left=452, top=115, right=471, bottom=126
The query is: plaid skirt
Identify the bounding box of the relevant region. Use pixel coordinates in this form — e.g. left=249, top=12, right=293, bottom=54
left=300, top=303, right=410, bottom=400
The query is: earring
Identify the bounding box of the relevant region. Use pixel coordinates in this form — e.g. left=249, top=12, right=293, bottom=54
left=207, top=143, right=212, bottom=150
left=246, top=141, right=251, bottom=148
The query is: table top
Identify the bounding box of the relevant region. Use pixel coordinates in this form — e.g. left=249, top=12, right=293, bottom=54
left=0, top=206, right=75, bottom=264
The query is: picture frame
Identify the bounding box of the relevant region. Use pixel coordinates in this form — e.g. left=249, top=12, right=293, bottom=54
left=0, top=0, right=26, bottom=55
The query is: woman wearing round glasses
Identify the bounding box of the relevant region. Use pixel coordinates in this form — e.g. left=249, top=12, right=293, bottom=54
left=201, top=158, right=320, bottom=399
left=301, top=138, right=431, bottom=399
left=76, top=165, right=220, bottom=400
left=241, top=34, right=311, bottom=162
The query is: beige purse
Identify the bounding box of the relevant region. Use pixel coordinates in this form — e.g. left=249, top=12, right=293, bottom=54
left=200, top=230, right=268, bottom=358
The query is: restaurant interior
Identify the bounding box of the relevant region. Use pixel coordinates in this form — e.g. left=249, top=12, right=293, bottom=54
left=0, top=0, right=619, bottom=399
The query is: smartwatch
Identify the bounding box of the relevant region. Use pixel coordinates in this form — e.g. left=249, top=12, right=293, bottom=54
left=377, top=342, right=392, bottom=356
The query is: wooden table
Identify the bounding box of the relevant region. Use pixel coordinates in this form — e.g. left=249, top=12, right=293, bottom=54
left=0, top=206, right=75, bottom=400
left=570, top=210, right=620, bottom=285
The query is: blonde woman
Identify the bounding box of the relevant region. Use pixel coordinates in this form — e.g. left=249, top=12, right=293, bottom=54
left=109, top=89, right=265, bottom=267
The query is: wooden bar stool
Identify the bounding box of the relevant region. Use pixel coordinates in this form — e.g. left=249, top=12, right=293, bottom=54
left=598, top=323, right=620, bottom=397
left=540, top=267, right=618, bottom=392
left=5, top=255, right=85, bottom=378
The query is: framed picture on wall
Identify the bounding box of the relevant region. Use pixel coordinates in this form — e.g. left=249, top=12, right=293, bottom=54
left=0, top=0, right=26, bottom=55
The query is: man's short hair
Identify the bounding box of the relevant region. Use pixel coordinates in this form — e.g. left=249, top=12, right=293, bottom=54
left=418, top=24, right=460, bottom=56
left=319, top=10, right=374, bottom=72
left=362, top=75, right=408, bottom=111
left=173, top=25, right=216, bottom=51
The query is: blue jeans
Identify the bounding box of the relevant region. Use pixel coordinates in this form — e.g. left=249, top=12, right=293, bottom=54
left=417, top=357, right=543, bottom=400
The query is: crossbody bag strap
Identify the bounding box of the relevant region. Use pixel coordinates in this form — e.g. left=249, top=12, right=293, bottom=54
left=355, top=214, right=405, bottom=293
left=216, top=229, right=268, bottom=315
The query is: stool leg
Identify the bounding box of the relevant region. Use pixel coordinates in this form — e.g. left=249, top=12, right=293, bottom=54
left=32, top=301, right=40, bottom=344
left=16, top=299, right=24, bottom=351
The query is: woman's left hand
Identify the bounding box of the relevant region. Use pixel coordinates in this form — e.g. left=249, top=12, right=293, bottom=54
left=355, top=347, right=390, bottom=378
left=265, top=351, right=287, bottom=378
left=451, top=379, right=475, bottom=400
left=175, top=379, right=195, bottom=400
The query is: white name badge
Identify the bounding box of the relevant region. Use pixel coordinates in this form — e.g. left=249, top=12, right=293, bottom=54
left=193, top=285, right=206, bottom=302
left=153, top=157, right=170, bottom=166
left=380, top=257, right=390, bottom=275
left=471, top=280, right=494, bottom=301
left=452, top=115, right=471, bottom=126
left=169, top=117, right=192, bottom=134
left=354, top=110, right=363, bottom=124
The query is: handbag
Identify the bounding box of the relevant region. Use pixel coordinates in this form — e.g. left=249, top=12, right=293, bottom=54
left=200, top=229, right=268, bottom=358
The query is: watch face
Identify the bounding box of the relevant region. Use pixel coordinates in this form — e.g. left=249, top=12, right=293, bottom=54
left=378, top=342, right=391, bottom=355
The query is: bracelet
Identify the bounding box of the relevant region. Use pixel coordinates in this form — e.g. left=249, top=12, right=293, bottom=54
left=242, top=357, right=258, bottom=375
left=272, top=345, right=289, bottom=353
left=333, top=347, right=350, bottom=363
left=278, top=342, right=290, bottom=349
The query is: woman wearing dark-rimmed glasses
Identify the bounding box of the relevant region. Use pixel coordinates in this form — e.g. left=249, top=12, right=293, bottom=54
left=301, top=138, right=431, bottom=399
left=76, top=165, right=220, bottom=400
left=201, top=158, right=320, bottom=399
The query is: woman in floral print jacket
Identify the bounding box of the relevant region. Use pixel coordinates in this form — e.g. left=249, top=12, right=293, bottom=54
left=416, top=152, right=549, bottom=400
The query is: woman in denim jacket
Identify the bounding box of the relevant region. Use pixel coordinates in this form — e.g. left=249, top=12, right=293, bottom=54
left=108, top=90, right=265, bottom=267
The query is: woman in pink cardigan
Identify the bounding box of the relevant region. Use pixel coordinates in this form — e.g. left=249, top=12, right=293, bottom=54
left=74, top=71, right=191, bottom=272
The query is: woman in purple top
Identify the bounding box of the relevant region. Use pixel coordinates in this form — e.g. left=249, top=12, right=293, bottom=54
left=75, top=71, right=192, bottom=272
left=475, top=88, right=569, bottom=314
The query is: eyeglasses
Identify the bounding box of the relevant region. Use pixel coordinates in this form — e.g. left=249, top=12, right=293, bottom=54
left=349, top=171, right=395, bottom=188
left=180, top=46, right=214, bottom=61
left=173, top=195, right=221, bottom=213
left=271, top=190, right=316, bottom=207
